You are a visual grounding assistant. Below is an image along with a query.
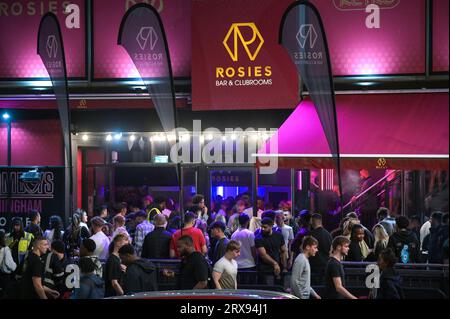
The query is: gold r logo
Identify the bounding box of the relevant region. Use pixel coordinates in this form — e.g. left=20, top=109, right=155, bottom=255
left=223, top=23, right=264, bottom=62
left=377, top=158, right=387, bottom=169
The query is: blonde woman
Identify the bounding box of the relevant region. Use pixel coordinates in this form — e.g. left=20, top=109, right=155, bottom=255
left=342, top=218, right=360, bottom=239
left=372, top=224, right=389, bottom=260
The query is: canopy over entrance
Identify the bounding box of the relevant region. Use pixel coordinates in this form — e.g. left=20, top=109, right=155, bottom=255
left=258, top=93, right=449, bottom=170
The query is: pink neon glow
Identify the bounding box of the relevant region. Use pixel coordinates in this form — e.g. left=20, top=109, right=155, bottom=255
left=260, top=93, right=449, bottom=156
left=320, top=169, right=324, bottom=190
left=297, top=171, right=302, bottom=190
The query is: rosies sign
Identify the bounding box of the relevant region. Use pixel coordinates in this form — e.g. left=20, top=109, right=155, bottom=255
left=332, top=0, right=401, bottom=11
left=216, top=22, right=273, bottom=88
left=192, top=0, right=298, bottom=111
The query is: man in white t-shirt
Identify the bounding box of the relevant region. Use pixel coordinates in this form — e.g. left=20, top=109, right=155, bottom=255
left=231, top=214, right=257, bottom=280
left=212, top=240, right=241, bottom=290
left=275, top=211, right=294, bottom=268
left=228, top=200, right=251, bottom=234
left=89, top=216, right=110, bottom=260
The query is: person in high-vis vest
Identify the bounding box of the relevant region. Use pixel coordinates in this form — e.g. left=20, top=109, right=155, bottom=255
left=5, top=217, right=34, bottom=276
left=147, top=197, right=166, bottom=222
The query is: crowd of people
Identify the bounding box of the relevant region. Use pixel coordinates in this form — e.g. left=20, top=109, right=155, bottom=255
left=0, top=193, right=448, bottom=300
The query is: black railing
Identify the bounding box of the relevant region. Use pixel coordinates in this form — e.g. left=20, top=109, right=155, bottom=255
left=141, top=259, right=449, bottom=299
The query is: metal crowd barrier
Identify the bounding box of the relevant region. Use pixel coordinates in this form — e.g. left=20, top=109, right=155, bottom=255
left=104, top=259, right=449, bottom=298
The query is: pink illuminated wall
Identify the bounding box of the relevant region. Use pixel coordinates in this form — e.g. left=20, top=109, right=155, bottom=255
left=433, top=0, right=449, bottom=72
left=0, top=123, right=7, bottom=165
left=311, top=0, right=426, bottom=75
left=93, top=0, right=190, bottom=79
left=0, top=120, right=63, bottom=166
left=0, top=0, right=86, bottom=78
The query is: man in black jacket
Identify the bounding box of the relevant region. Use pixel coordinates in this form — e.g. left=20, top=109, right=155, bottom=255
left=141, top=214, right=172, bottom=259
left=375, top=248, right=404, bottom=299
left=209, top=221, right=229, bottom=265
left=426, top=212, right=449, bottom=264
left=387, top=216, right=421, bottom=263
left=25, top=210, right=43, bottom=239
left=119, top=244, right=158, bottom=294
left=309, top=214, right=332, bottom=276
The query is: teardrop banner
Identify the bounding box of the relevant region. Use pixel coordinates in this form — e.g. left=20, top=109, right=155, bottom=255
left=118, top=3, right=182, bottom=213
left=279, top=1, right=344, bottom=212
left=37, top=13, right=73, bottom=216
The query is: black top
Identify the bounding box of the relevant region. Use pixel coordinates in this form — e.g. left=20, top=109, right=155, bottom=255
left=122, top=259, right=158, bottom=294
left=210, top=237, right=229, bottom=265
left=43, top=253, right=70, bottom=294
left=377, top=267, right=404, bottom=300
left=141, top=227, right=172, bottom=259
left=347, top=241, right=365, bottom=262
left=309, top=226, right=332, bottom=273
left=324, top=257, right=346, bottom=299
left=25, top=223, right=43, bottom=239
left=21, top=252, right=45, bottom=299
left=387, top=230, right=421, bottom=263
left=179, top=251, right=209, bottom=290
left=254, top=231, right=285, bottom=271
left=104, top=254, right=123, bottom=297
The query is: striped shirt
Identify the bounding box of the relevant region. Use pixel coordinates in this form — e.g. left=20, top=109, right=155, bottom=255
left=134, top=220, right=154, bottom=257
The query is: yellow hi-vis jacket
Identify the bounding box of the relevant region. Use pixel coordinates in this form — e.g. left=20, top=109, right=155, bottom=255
left=5, top=231, right=34, bottom=265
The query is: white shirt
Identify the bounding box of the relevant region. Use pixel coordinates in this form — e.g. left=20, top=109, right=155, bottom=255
left=162, top=208, right=172, bottom=218
left=90, top=231, right=110, bottom=260
left=213, top=256, right=238, bottom=289
left=231, top=228, right=256, bottom=269
left=43, top=229, right=64, bottom=243
left=249, top=216, right=261, bottom=233
left=243, top=207, right=254, bottom=218
left=0, top=247, right=17, bottom=274
left=111, top=226, right=130, bottom=241
left=280, top=224, right=294, bottom=248
left=420, top=221, right=431, bottom=250
left=80, top=222, right=89, bottom=231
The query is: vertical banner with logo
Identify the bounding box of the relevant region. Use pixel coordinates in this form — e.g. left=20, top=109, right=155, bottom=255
left=279, top=1, right=343, bottom=209
left=118, top=3, right=182, bottom=212
left=37, top=13, right=72, bottom=218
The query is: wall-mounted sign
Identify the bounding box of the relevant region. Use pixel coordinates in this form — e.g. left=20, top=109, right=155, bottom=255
left=211, top=171, right=252, bottom=187
left=192, top=0, right=427, bottom=110
left=0, top=167, right=65, bottom=230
